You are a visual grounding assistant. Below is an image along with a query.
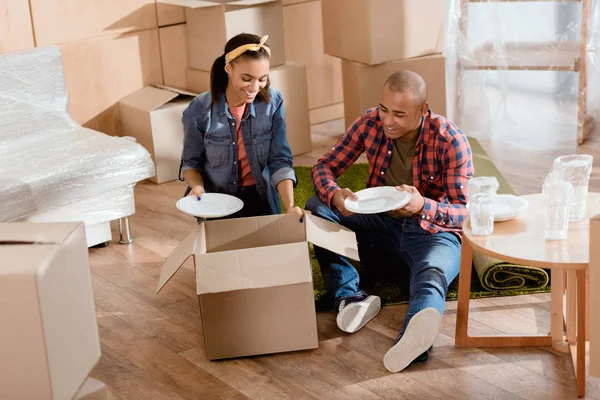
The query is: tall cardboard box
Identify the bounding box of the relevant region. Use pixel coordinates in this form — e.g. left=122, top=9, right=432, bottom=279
left=0, top=0, right=35, bottom=53
left=321, top=0, right=444, bottom=65
left=282, top=0, right=343, bottom=110
left=341, top=55, right=447, bottom=129
left=159, top=24, right=190, bottom=89
left=119, top=85, right=197, bottom=184
left=269, top=62, right=312, bottom=155
left=162, top=0, right=285, bottom=71
left=157, top=213, right=360, bottom=360
left=29, top=0, right=157, bottom=46
left=186, top=68, right=210, bottom=94
left=186, top=63, right=312, bottom=156
left=0, top=222, right=101, bottom=400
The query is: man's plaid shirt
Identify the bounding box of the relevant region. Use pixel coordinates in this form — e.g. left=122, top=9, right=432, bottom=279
left=311, top=109, right=474, bottom=234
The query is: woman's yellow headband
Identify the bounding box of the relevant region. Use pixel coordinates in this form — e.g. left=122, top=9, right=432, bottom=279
left=224, top=35, right=271, bottom=65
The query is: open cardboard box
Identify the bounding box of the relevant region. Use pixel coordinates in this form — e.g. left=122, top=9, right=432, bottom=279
left=119, top=85, right=197, bottom=184
left=0, top=222, right=101, bottom=400
left=156, top=213, right=359, bottom=360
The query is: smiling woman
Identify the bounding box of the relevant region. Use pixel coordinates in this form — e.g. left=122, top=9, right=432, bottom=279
left=211, top=34, right=271, bottom=105
left=179, top=33, right=304, bottom=222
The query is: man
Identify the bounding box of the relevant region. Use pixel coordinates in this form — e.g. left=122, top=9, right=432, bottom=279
left=307, top=70, right=473, bottom=372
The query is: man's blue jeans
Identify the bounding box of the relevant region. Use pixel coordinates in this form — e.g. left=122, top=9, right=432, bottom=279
left=306, top=195, right=461, bottom=335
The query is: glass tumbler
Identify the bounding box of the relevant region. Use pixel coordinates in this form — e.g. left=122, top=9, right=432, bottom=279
left=542, top=179, right=574, bottom=240
left=468, top=176, right=499, bottom=236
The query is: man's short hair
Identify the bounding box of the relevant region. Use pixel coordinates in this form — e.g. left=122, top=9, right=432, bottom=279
left=384, top=70, right=428, bottom=106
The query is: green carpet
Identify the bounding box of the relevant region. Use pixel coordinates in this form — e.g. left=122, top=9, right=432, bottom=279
left=294, top=137, right=550, bottom=308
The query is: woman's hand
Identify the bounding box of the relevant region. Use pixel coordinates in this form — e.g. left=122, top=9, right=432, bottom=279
left=286, top=205, right=306, bottom=222
left=183, top=170, right=206, bottom=201
left=277, top=179, right=305, bottom=222
left=188, top=185, right=206, bottom=200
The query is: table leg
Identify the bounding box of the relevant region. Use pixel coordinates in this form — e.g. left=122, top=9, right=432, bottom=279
left=586, top=270, right=590, bottom=341
left=552, top=269, right=569, bottom=353
left=568, top=270, right=578, bottom=343
left=455, top=241, right=552, bottom=348
left=576, top=269, right=586, bottom=398
left=455, top=240, right=473, bottom=347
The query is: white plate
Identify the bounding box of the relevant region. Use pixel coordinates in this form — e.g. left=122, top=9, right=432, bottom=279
left=493, top=194, right=529, bottom=221
left=467, top=194, right=529, bottom=222
left=176, top=193, right=244, bottom=218
left=344, top=186, right=411, bottom=214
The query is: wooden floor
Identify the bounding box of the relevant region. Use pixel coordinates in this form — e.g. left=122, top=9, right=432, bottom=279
left=89, top=115, right=600, bottom=399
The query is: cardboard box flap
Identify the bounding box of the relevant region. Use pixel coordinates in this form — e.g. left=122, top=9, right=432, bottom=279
left=120, top=86, right=180, bottom=112
left=151, top=84, right=198, bottom=98
left=304, top=214, right=360, bottom=261
left=205, top=214, right=305, bottom=252
left=0, top=222, right=78, bottom=245
left=228, top=0, right=275, bottom=5
left=157, top=224, right=206, bottom=293
left=159, top=0, right=226, bottom=8
left=75, top=377, right=107, bottom=399
left=160, top=0, right=273, bottom=8
left=195, top=242, right=311, bottom=294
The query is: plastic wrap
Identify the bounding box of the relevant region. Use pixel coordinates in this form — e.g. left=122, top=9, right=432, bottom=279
left=446, top=0, right=600, bottom=146
left=0, top=46, right=155, bottom=222
left=26, top=186, right=135, bottom=227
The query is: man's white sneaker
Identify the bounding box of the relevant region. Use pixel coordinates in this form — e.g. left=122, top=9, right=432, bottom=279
left=336, top=295, right=381, bottom=333
left=383, top=307, right=442, bottom=373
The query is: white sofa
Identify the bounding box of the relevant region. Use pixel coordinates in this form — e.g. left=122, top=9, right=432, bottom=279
left=0, top=46, right=155, bottom=246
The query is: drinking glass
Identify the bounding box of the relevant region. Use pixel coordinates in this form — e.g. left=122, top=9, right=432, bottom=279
left=542, top=179, right=574, bottom=240
left=468, top=176, right=499, bottom=236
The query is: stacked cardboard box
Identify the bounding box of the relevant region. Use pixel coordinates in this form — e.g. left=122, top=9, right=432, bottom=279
left=160, top=0, right=312, bottom=158
left=0, top=222, right=107, bottom=399
left=321, top=0, right=447, bottom=128
left=120, top=0, right=312, bottom=184
left=281, top=0, right=344, bottom=125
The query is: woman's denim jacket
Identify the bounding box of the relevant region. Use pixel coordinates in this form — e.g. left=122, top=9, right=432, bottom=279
left=180, top=87, right=296, bottom=214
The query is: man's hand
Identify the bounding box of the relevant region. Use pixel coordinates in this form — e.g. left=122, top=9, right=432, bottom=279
left=393, top=185, right=425, bottom=217
left=332, top=188, right=359, bottom=216
left=188, top=185, right=205, bottom=200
